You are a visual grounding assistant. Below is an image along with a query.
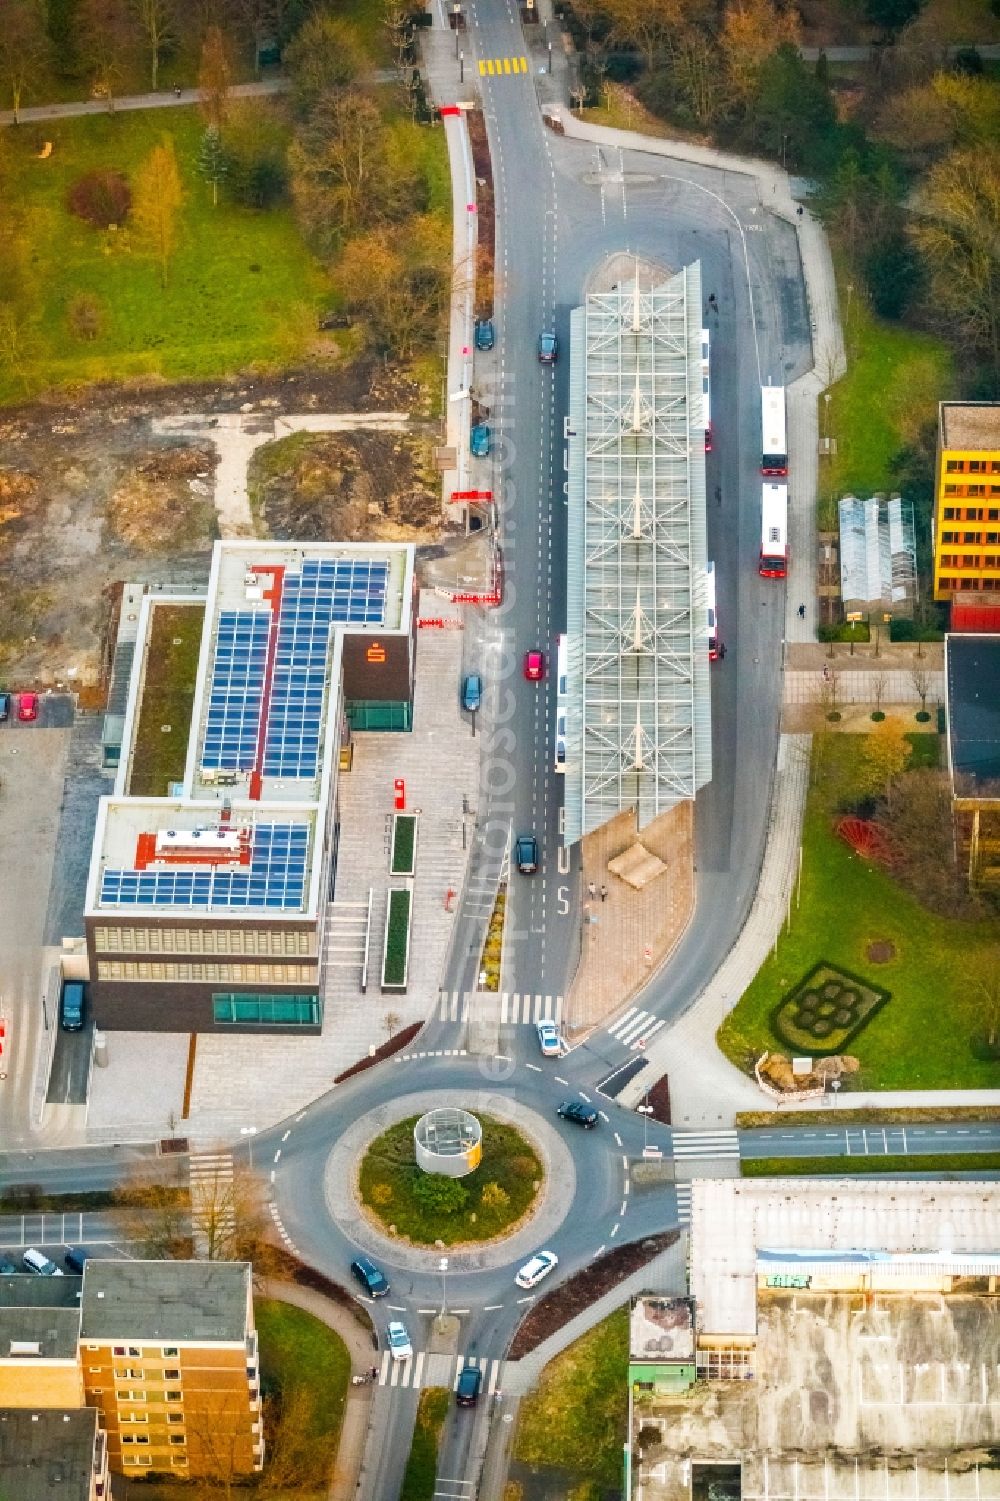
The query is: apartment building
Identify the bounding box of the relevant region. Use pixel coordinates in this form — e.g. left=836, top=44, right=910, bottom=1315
left=79, top=1260, right=262, bottom=1480
left=84, top=540, right=416, bottom=1035
left=0, top=1407, right=110, bottom=1501
left=933, top=401, right=1000, bottom=601
left=0, top=1273, right=85, bottom=1410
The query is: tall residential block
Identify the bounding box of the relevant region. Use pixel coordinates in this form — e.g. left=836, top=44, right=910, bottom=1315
left=933, top=401, right=1000, bottom=601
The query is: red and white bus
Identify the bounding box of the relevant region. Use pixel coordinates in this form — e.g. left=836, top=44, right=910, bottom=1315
left=701, top=329, right=712, bottom=452
left=761, top=384, right=787, bottom=476
left=705, top=561, right=719, bottom=660
left=759, top=483, right=788, bottom=578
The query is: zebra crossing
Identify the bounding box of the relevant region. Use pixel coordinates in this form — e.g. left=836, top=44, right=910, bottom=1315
left=670, top=1129, right=741, bottom=1161
left=189, top=1151, right=235, bottom=1256
left=604, top=1006, right=667, bottom=1051
left=478, top=55, right=529, bottom=76
left=377, top=1350, right=504, bottom=1392
left=437, top=990, right=563, bottom=1025
left=675, top=1183, right=692, bottom=1225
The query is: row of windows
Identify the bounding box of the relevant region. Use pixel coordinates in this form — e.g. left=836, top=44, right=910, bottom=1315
left=120, top=1433, right=186, bottom=1446
left=945, top=458, right=1000, bottom=473
left=213, top=992, right=321, bottom=1026
left=92, top=1345, right=179, bottom=1357
left=93, top=926, right=312, bottom=956
left=937, top=577, right=1000, bottom=591
left=937, top=555, right=1000, bottom=570
left=111, top=1366, right=180, bottom=1381
left=942, top=485, right=1000, bottom=498
left=116, top=1388, right=183, bottom=1403
left=122, top=1455, right=187, bottom=1469
left=939, top=532, right=1000, bottom=545
left=97, top=961, right=317, bottom=983
left=942, top=507, right=1000, bottom=521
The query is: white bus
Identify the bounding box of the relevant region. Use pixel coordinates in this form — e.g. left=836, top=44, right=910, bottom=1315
left=759, top=483, right=788, bottom=578
left=701, top=329, right=712, bottom=452
left=761, top=384, right=787, bottom=476
left=554, top=633, right=567, bottom=773
left=705, top=562, right=719, bottom=661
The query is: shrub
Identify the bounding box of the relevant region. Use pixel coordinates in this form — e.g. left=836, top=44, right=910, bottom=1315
left=68, top=169, right=131, bottom=227
left=871, top=710, right=885, bottom=721
left=411, top=1173, right=468, bottom=1216
left=480, top=1181, right=510, bottom=1213
left=67, top=291, right=106, bottom=342
left=509, top=1155, right=537, bottom=1180
left=371, top=1183, right=393, bottom=1206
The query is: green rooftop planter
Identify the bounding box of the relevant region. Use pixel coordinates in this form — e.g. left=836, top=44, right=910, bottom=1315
left=382, top=887, right=413, bottom=992
left=391, top=813, right=418, bottom=877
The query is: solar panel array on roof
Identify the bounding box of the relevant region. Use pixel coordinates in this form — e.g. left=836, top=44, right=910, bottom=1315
left=263, top=558, right=388, bottom=780
left=202, top=611, right=270, bottom=772
left=99, top=823, right=310, bottom=910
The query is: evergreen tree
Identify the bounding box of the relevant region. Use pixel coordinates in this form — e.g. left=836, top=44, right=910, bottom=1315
left=197, top=124, right=229, bottom=208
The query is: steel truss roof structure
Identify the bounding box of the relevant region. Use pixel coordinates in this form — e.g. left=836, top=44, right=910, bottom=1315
left=564, top=265, right=711, bottom=844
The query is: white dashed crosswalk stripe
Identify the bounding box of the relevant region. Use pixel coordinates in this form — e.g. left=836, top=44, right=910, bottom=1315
left=671, top=1129, right=741, bottom=1160
left=437, top=991, right=563, bottom=1025
left=675, top=1183, right=692, bottom=1224
left=189, top=1151, right=235, bottom=1256
left=605, top=1007, right=666, bottom=1049
left=375, top=1352, right=502, bottom=1391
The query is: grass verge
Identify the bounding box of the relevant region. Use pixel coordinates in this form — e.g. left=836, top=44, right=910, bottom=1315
left=716, top=735, right=1000, bottom=1091
left=1, top=104, right=325, bottom=404
left=819, top=286, right=953, bottom=529
left=126, top=602, right=204, bottom=796
left=513, top=1307, right=629, bottom=1489
left=255, top=1297, right=351, bottom=1498
left=358, top=1114, right=541, bottom=1246
left=743, top=1153, right=1000, bottom=1176
left=400, top=1388, right=451, bottom=1501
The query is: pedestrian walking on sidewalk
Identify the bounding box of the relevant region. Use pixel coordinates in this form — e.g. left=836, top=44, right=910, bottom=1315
left=798, top=603, right=806, bottom=619
left=600, top=884, right=608, bottom=902
left=587, top=881, right=596, bottom=899
left=718, top=641, right=726, bottom=660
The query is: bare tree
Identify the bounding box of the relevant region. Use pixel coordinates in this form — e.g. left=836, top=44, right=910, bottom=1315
left=189, top=1158, right=280, bottom=1271
left=384, top=1010, right=402, bottom=1039
left=0, top=1, right=50, bottom=125
left=198, top=23, right=233, bottom=130
left=910, top=664, right=931, bottom=714
left=872, top=671, right=888, bottom=714
left=973, top=955, right=1000, bottom=1050
left=80, top=0, right=138, bottom=110
left=131, top=0, right=175, bottom=90
left=112, top=1163, right=191, bottom=1258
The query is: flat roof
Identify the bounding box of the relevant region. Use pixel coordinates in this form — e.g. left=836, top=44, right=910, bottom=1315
left=0, top=1305, right=81, bottom=1360
left=631, top=1296, right=694, bottom=1362
left=691, top=1179, right=1000, bottom=1336
left=80, top=1259, right=250, bottom=1344
left=946, top=634, right=1000, bottom=794
left=0, top=1275, right=81, bottom=1312
left=940, top=401, right=1000, bottom=451
left=0, top=1408, right=99, bottom=1501
left=86, top=540, right=414, bottom=920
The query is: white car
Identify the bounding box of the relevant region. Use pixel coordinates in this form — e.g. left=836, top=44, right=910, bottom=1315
left=536, top=1020, right=561, bottom=1057
left=386, top=1320, right=413, bottom=1362
left=515, top=1250, right=559, bottom=1290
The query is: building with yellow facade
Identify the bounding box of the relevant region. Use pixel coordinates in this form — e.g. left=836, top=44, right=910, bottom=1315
left=933, top=401, right=1000, bottom=601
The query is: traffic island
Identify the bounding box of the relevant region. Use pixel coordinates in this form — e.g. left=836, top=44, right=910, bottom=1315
left=358, top=1113, right=543, bottom=1247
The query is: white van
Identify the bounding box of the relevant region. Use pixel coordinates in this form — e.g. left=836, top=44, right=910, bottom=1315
left=22, top=1248, right=62, bottom=1276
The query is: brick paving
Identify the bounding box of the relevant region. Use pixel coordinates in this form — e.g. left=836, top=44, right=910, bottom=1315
left=566, top=802, right=694, bottom=1033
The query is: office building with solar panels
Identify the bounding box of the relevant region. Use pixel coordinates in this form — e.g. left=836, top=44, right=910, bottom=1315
left=84, top=541, right=416, bottom=1034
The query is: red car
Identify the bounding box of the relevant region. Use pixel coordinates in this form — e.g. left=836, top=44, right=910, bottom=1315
left=524, top=650, right=545, bottom=682
left=17, top=692, right=38, bottom=722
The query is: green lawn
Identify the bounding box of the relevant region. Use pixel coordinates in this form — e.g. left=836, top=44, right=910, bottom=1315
left=744, top=1153, right=1000, bottom=1176
left=127, top=602, right=204, bottom=797
left=717, top=736, right=1000, bottom=1091
left=255, top=1297, right=351, bottom=1497
left=1, top=104, right=326, bottom=403
left=400, top=1388, right=450, bottom=1501
left=819, top=289, right=953, bottom=528
left=359, top=1114, right=541, bottom=1246
left=514, top=1307, right=629, bottom=1489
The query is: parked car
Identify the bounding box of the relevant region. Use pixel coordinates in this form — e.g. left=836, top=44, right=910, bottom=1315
left=64, top=1247, right=88, bottom=1274
left=0, top=1258, right=17, bottom=1274
left=22, top=1248, right=62, bottom=1276
left=470, top=423, right=491, bottom=458
left=537, top=331, right=558, bottom=364
left=60, top=981, right=85, bottom=1033
left=17, top=692, right=38, bottom=722
left=456, top=1363, right=483, bottom=1406
left=523, top=650, right=545, bottom=681
left=556, top=1100, right=598, bottom=1128
left=461, top=674, right=483, bottom=713
left=535, top=1019, right=560, bottom=1056
left=515, top=1251, right=559, bottom=1290
left=350, top=1256, right=389, bottom=1298
left=0, top=693, right=10, bottom=722
left=475, top=318, right=495, bottom=351
left=516, top=835, right=538, bottom=875
left=386, top=1321, right=413, bottom=1362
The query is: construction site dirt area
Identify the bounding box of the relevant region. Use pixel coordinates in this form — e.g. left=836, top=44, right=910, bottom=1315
left=633, top=1290, right=1000, bottom=1501
left=248, top=429, right=442, bottom=543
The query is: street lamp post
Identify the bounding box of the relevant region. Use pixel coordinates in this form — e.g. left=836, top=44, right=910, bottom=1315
left=637, top=1103, right=654, bottom=1152
left=240, top=1126, right=258, bottom=1170
left=438, top=1256, right=449, bottom=1320
left=460, top=49, right=464, bottom=83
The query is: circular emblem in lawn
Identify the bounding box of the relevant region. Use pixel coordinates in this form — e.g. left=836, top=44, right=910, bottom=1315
left=358, top=1112, right=544, bottom=1248
left=866, top=939, right=896, bottom=964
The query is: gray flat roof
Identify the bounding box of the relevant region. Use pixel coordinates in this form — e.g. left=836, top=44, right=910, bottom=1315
left=0, top=1408, right=98, bottom=1501
left=946, top=634, right=1000, bottom=794
left=0, top=1305, right=81, bottom=1360
left=0, top=1274, right=81, bottom=1311
left=940, top=401, right=1000, bottom=451
left=80, top=1259, right=250, bottom=1343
